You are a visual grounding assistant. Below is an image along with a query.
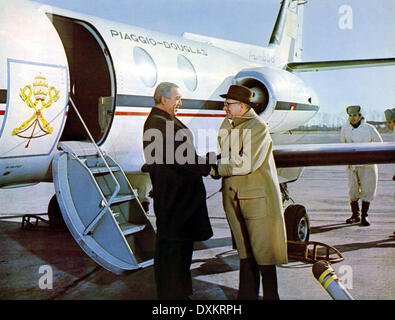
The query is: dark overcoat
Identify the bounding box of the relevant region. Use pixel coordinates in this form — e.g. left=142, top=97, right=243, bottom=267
left=143, top=107, right=213, bottom=241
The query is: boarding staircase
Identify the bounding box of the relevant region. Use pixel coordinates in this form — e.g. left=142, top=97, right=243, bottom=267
left=52, top=98, right=155, bottom=274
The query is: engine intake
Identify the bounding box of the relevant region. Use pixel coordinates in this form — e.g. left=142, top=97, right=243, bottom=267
left=236, top=78, right=269, bottom=115
left=234, top=67, right=319, bottom=133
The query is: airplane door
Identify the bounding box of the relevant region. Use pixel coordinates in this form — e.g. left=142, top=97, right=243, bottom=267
left=48, top=14, right=115, bottom=144
left=0, top=1, right=69, bottom=160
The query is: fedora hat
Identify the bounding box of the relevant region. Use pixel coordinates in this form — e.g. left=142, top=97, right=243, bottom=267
left=220, top=85, right=254, bottom=105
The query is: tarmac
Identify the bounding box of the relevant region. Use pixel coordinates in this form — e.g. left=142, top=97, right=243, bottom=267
left=0, top=132, right=394, bottom=301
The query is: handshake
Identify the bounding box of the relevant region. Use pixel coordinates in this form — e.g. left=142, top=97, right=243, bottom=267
left=206, top=152, right=221, bottom=180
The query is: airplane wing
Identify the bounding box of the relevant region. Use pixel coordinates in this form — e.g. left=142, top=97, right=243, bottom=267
left=286, top=58, right=395, bottom=72
left=273, top=142, right=395, bottom=168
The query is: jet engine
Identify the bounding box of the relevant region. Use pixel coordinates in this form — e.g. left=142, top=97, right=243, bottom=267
left=234, top=67, right=319, bottom=133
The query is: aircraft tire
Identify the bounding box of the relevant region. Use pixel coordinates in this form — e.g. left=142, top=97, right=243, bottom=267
left=47, top=194, right=66, bottom=228
left=284, top=204, right=310, bottom=242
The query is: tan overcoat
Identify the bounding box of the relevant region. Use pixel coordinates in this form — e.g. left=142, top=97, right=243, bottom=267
left=217, top=108, right=288, bottom=265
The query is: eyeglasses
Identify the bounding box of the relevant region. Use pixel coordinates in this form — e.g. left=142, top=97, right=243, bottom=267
left=224, top=101, right=240, bottom=107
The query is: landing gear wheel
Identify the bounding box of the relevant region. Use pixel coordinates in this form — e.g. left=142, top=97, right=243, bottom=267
left=284, top=204, right=310, bottom=242
left=47, top=195, right=66, bottom=228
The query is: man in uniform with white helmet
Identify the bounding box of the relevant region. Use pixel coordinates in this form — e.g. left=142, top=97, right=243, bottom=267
left=340, top=105, right=383, bottom=226
left=384, top=109, right=395, bottom=180
left=384, top=108, right=395, bottom=234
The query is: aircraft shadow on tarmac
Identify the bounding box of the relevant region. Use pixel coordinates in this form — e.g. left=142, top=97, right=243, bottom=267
left=191, top=238, right=240, bottom=299
left=5, top=219, right=394, bottom=299
left=2, top=221, right=240, bottom=299
left=2, top=220, right=98, bottom=277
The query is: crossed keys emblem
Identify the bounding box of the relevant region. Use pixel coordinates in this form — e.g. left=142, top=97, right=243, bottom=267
left=12, top=74, right=60, bottom=148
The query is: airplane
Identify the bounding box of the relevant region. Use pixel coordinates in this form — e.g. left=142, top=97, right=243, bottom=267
left=0, top=0, right=394, bottom=274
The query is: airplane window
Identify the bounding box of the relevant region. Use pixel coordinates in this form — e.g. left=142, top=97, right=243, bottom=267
left=133, top=47, right=157, bottom=88
left=177, top=55, right=197, bottom=91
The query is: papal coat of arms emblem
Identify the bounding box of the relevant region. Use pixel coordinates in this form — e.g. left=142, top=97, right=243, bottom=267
left=12, top=74, right=60, bottom=148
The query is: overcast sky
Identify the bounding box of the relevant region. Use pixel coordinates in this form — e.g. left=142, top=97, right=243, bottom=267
left=34, top=0, right=395, bottom=121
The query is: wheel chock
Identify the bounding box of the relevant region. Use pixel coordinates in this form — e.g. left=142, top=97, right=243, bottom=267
left=287, top=240, right=344, bottom=264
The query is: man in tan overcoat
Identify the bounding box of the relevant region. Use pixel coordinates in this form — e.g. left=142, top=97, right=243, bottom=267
left=211, top=85, right=287, bottom=300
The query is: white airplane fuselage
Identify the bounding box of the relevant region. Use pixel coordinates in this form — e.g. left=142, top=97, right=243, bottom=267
left=0, top=0, right=319, bottom=188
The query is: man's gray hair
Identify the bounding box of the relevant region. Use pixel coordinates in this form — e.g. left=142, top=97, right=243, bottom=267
left=154, top=82, right=179, bottom=105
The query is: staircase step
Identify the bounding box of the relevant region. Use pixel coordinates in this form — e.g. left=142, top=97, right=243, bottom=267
left=112, top=194, right=135, bottom=204
left=58, top=141, right=99, bottom=157
left=101, top=194, right=136, bottom=208
left=120, top=223, right=146, bottom=236
left=90, top=165, right=121, bottom=174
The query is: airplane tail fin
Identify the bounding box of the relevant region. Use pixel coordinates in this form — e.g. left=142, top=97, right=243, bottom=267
left=183, top=0, right=307, bottom=67
left=269, top=0, right=307, bottom=65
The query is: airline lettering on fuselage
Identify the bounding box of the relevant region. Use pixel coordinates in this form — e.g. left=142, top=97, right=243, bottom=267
left=249, top=52, right=276, bottom=64
left=110, top=30, right=208, bottom=56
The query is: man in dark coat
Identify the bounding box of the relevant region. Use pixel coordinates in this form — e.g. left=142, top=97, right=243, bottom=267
left=142, top=82, right=213, bottom=300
